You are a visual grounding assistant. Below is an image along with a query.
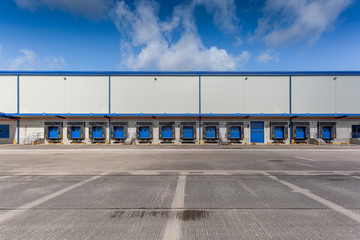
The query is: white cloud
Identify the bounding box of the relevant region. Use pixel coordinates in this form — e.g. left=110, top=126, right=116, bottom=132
left=44, top=56, right=66, bottom=70
left=7, top=48, right=66, bottom=70
left=8, top=49, right=40, bottom=70
left=111, top=0, right=247, bottom=71
left=14, top=0, right=114, bottom=20
left=257, top=49, right=278, bottom=63
left=254, top=0, right=353, bottom=46
left=192, top=0, right=239, bottom=33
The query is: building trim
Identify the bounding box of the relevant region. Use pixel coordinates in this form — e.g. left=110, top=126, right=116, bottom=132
left=1, top=71, right=360, bottom=76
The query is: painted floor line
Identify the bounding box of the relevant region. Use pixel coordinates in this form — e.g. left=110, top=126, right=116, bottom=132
left=0, top=170, right=38, bottom=180
left=264, top=172, right=360, bottom=224
left=162, top=174, right=187, bottom=240
left=0, top=171, right=111, bottom=224
left=294, top=156, right=316, bottom=161
left=292, top=162, right=316, bottom=168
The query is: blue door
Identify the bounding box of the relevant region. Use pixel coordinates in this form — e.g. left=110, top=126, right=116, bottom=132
left=92, top=126, right=103, bottom=139
left=183, top=126, right=194, bottom=139
left=114, top=126, right=125, bottom=139
left=230, top=126, right=241, bottom=139
left=49, top=126, right=59, bottom=139
left=322, top=127, right=331, bottom=139
left=296, top=127, right=306, bottom=139
left=139, top=126, right=151, bottom=139
left=161, top=126, right=173, bottom=139
left=274, top=126, right=284, bottom=139
left=205, top=126, right=217, bottom=139
left=353, top=126, right=360, bottom=138
left=0, top=125, right=9, bottom=138
left=71, top=127, right=81, bottom=139
left=250, top=121, right=264, bottom=143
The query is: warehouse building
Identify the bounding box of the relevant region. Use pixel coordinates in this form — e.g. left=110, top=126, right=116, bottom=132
left=1, top=71, right=360, bottom=145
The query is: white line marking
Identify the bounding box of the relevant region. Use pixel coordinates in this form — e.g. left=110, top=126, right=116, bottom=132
left=0, top=170, right=38, bottom=180
left=0, top=172, right=111, bottom=224
left=292, top=162, right=315, bottom=167
left=264, top=172, right=360, bottom=224
left=294, top=156, right=316, bottom=161
left=162, top=175, right=187, bottom=240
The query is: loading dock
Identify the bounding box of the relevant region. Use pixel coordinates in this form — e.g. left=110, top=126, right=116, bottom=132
left=352, top=125, right=360, bottom=139
left=111, top=122, right=127, bottom=142
left=270, top=122, right=288, bottom=143
left=227, top=122, right=244, bottom=143
left=319, top=122, right=336, bottom=143
left=44, top=122, right=62, bottom=143
left=137, top=122, right=152, bottom=143
left=292, top=122, right=310, bottom=142
left=0, top=125, right=10, bottom=139
left=180, top=122, right=196, bottom=143
left=159, top=122, right=175, bottom=143
left=67, top=122, right=85, bottom=143
left=250, top=121, right=264, bottom=143
left=203, top=122, right=219, bottom=143
left=89, top=122, right=107, bottom=143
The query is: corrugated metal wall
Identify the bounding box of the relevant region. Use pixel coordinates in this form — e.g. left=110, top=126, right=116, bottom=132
left=19, top=76, right=108, bottom=113
left=111, top=76, right=199, bottom=114
left=336, top=76, right=360, bottom=113
left=292, top=76, right=336, bottom=113
left=202, top=76, right=289, bottom=114
left=0, top=74, right=359, bottom=115
left=0, top=76, right=17, bottom=113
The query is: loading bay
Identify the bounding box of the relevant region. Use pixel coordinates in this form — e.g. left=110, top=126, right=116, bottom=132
left=1, top=145, right=360, bottom=239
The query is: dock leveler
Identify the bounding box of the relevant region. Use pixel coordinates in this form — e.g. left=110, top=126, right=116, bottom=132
left=203, top=122, right=219, bottom=143
left=111, top=122, right=127, bottom=142
left=318, top=122, right=336, bottom=143
left=270, top=122, right=288, bottom=142
left=227, top=122, right=244, bottom=143
left=136, top=122, right=153, bottom=143
left=292, top=122, right=310, bottom=143
left=180, top=122, right=196, bottom=143
left=159, top=122, right=175, bottom=143
left=89, top=122, right=107, bottom=143
left=67, top=122, right=85, bottom=143
left=44, top=122, right=63, bottom=143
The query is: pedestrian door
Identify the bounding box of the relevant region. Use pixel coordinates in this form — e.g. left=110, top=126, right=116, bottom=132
left=230, top=126, right=241, bottom=139
left=182, top=126, right=194, bottom=139
left=205, top=126, right=217, bottom=139
left=274, top=126, right=284, bottom=139
left=49, top=126, right=59, bottom=139
left=161, top=126, right=173, bottom=139
left=114, top=126, right=125, bottom=139
left=296, top=127, right=306, bottom=139
left=71, top=127, right=81, bottom=139
left=353, top=125, right=360, bottom=138
left=92, top=126, right=103, bottom=139
left=139, top=126, right=151, bottom=139
left=250, top=121, right=264, bottom=143
left=322, top=127, right=332, bottom=139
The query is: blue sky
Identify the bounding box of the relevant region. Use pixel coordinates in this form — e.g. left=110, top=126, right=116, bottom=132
left=0, top=0, right=359, bottom=71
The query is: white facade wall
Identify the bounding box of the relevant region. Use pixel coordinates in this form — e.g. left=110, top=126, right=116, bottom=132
left=20, top=76, right=108, bottom=114
left=111, top=76, right=199, bottom=114
left=0, top=76, right=18, bottom=113
left=336, top=76, right=360, bottom=113
left=201, top=76, right=289, bottom=114
left=201, top=76, right=245, bottom=114
left=292, top=76, right=336, bottom=114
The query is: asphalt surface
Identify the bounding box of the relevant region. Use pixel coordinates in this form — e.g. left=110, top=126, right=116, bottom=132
left=0, top=144, right=360, bottom=239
